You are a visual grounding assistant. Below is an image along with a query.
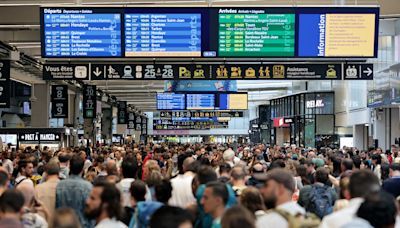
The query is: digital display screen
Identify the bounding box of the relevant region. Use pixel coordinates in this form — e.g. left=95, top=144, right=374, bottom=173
left=218, top=93, right=248, bottom=110
left=157, top=93, right=185, bottom=110
left=125, top=13, right=201, bottom=57
left=42, top=8, right=122, bottom=57
left=41, top=7, right=379, bottom=58
left=187, top=94, right=215, bottom=110
left=218, top=11, right=295, bottom=57
left=298, top=10, right=378, bottom=57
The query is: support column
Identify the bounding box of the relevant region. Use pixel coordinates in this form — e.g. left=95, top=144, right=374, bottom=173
left=31, top=83, right=50, bottom=128
left=101, top=107, right=112, bottom=142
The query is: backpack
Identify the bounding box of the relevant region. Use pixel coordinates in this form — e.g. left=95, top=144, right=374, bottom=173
left=129, top=201, right=163, bottom=228
left=307, top=185, right=334, bottom=218
left=271, top=208, right=320, bottom=228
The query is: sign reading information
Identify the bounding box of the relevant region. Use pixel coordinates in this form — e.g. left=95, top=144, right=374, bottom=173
left=83, top=85, right=96, bottom=119
left=0, top=61, right=10, bottom=108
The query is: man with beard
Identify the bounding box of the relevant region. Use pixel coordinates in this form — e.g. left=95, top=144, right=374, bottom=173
left=256, top=169, right=306, bottom=228
left=85, top=182, right=127, bottom=228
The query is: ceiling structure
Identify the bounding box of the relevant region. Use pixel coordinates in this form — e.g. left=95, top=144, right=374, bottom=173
left=0, top=0, right=393, bottom=111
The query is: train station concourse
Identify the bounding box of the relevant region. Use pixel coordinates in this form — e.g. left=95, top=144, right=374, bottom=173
left=0, top=1, right=399, bottom=228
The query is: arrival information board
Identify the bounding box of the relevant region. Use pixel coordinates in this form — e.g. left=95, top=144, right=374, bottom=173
left=42, top=9, right=121, bottom=57
left=218, top=11, right=295, bottom=57
left=125, top=13, right=201, bottom=57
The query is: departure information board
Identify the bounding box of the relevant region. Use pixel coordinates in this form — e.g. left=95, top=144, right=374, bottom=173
left=157, top=93, right=185, bottom=110
left=42, top=8, right=122, bottom=57
left=125, top=13, right=201, bottom=57
left=218, top=11, right=295, bottom=57
left=40, top=7, right=379, bottom=58
left=187, top=94, right=215, bottom=110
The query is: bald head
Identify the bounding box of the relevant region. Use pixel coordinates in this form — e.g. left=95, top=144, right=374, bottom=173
left=183, top=157, right=195, bottom=172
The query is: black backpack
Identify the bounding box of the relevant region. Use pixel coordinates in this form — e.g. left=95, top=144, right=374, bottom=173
left=307, top=185, right=334, bottom=218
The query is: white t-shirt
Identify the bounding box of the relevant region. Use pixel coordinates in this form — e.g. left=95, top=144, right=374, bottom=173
left=168, top=172, right=196, bottom=208
left=95, top=218, right=127, bottom=228
left=256, top=201, right=305, bottom=228
left=117, top=178, right=135, bottom=207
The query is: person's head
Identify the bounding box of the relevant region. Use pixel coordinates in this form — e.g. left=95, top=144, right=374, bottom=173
left=260, top=168, right=295, bottom=209
left=341, top=159, right=354, bottom=173
left=304, top=160, right=315, bottom=174
left=58, top=153, right=70, bottom=164
left=0, top=169, right=9, bottom=189
left=143, top=160, right=161, bottom=180
left=70, top=154, right=85, bottom=175
left=79, top=151, right=86, bottom=160
left=0, top=189, right=25, bottom=216
left=239, top=187, right=265, bottom=214
left=223, top=149, right=235, bottom=162
left=121, top=158, right=138, bottom=179
left=219, top=163, right=232, bottom=176
left=351, top=155, right=362, bottom=169
left=389, top=163, right=400, bottom=177
left=155, top=180, right=172, bottom=204
left=51, top=208, right=82, bottom=228
left=371, top=154, right=382, bottom=165
left=149, top=206, right=193, bottom=228
left=16, top=181, right=35, bottom=207
left=201, top=181, right=229, bottom=218
left=381, top=163, right=390, bottom=181
left=114, top=150, right=121, bottom=160
left=17, top=159, right=34, bottom=177
left=349, top=169, right=380, bottom=199
left=221, top=206, right=255, bottom=228
left=231, top=166, right=246, bottom=182
left=84, top=182, right=122, bottom=222
left=197, top=166, right=218, bottom=185
left=177, top=153, right=189, bottom=174
left=182, top=157, right=195, bottom=173
left=314, top=167, right=329, bottom=185
left=130, top=180, right=147, bottom=206
left=45, top=161, right=60, bottom=177
left=357, top=191, right=397, bottom=228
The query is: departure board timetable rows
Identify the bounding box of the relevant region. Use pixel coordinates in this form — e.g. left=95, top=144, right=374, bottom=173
left=43, top=9, right=121, bottom=57
left=40, top=7, right=379, bottom=58
left=124, top=14, right=201, bottom=57
left=218, top=13, right=295, bottom=57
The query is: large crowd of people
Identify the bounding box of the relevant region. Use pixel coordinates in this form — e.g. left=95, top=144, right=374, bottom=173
left=0, top=142, right=398, bottom=228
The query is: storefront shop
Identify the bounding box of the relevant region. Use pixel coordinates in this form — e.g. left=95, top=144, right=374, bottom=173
left=0, top=128, right=68, bottom=150
left=268, top=92, right=335, bottom=148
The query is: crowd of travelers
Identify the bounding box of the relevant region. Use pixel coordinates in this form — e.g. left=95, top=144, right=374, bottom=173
left=0, top=142, right=398, bottom=228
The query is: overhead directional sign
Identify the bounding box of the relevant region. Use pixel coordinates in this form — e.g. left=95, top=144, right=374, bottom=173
left=159, top=111, right=244, bottom=118
left=43, top=63, right=374, bottom=80
left=0, top=61, right=10, bottom=108
left=83, top=85, right=96, bottom=119
left=117, top=101, right=127, bottom=124
left=343, top=64, right=374, bottom=80
left=43, top=64, right=89, bottom=80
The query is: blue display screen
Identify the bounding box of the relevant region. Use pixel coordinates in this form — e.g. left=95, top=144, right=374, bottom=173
left=186, top=94, right=215, bottom=110
left=42, top=8, right=122, bottom=57
left=157, top=93, right=185, bottom=110
left=125, top=13, right=201, bottom=57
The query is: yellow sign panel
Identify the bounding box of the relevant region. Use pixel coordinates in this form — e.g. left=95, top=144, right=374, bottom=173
left=228, top=94, right=248, bottom=110
left=325, top=14, right=375, bottom=57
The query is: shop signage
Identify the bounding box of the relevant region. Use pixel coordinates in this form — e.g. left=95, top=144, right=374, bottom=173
left=51, top=85, right=68, bottom=118
left=18, top=133, right=61, bottom=142
left=127, top=112, right=136, bottom=129
left=0, top=61, right=10, bottom=108
left=273, top=117, right=289, bottom=127
left=117, top=101, right=127, bottom=124
left=284, top=118, right=294, bottom=124
left=43, top=64, right=89, bottom=80
left=159, top=111, right=243, bottom=118
left=83, top=85, right=97, bottom=119
left=343, top=64, right=374, bottom=80
left=306, top=99, right=325, bottom=108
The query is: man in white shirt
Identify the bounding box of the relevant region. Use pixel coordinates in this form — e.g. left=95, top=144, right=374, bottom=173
left=256, top=169, right=305, bottom=228
left=15, top=159, right=34, bottom=187
left=169, top=155, right=196, bottom=207
left=84, top=182, right=127, bottom=228
left=320, top=169, right=381, bottom=228
left=116, top=156, right=138, bottom=207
